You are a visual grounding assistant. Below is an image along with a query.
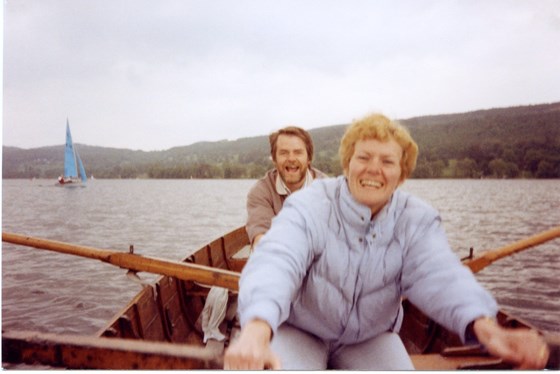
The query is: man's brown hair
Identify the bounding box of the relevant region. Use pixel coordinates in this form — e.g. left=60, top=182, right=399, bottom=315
left=269, top=126, right=314, bottom=162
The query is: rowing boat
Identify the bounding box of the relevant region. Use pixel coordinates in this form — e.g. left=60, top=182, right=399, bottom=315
left=3, top=226, right=559, bottom=369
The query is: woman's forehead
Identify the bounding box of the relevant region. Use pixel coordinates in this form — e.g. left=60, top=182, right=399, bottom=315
left=354, top=138, right=402, bottom=155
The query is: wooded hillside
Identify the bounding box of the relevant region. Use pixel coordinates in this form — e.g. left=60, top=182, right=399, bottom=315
left=3, top=102, right=560, bottom=179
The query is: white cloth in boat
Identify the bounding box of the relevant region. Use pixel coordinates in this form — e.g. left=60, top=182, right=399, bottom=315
left=238, top=176, right=498, bottom=347
left=201, top=286, right=229, bottom=343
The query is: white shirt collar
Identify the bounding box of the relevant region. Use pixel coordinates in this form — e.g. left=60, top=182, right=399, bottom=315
left=275, top=169, right=314, bottom=196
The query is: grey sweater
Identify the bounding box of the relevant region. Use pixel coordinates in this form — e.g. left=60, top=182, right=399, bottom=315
left=245, top=167, right=327, bottom=244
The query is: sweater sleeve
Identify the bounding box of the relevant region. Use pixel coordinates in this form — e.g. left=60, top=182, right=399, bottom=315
left=246, top=178, right=278, bottom=244
left=246, top=168, right=324, bottom=244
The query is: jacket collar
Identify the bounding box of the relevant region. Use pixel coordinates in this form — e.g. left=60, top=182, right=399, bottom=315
left=338, top=176, right=397, bottom=232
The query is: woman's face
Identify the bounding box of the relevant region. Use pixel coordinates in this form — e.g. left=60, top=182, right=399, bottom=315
left=345, top=138, right=403, bottom=216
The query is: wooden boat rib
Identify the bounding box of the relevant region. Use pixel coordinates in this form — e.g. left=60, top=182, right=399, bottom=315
left=3, top=226, right=559, bottom=370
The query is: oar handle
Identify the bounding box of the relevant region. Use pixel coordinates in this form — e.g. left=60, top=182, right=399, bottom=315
left=2, top=232, right=240, bottom=290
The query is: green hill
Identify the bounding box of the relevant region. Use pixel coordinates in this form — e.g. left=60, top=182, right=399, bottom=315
left=3, top=102, right=560, bottom=179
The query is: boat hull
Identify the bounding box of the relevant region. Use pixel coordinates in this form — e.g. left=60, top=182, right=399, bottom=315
left=56, top=176, right=85, bottom=187
left=97, top=226, right=248, bottom=344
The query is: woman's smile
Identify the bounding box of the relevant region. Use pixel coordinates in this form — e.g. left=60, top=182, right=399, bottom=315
left=346, top=138, right=403, bottom=216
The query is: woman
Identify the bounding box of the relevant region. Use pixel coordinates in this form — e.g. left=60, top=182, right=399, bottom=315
left=224, top=113, right=549, bottom=370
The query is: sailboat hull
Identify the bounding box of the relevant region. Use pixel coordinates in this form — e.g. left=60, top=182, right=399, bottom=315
left=57, top=176, right=84, bottom=186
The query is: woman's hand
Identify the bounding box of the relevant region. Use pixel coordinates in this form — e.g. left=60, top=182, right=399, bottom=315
left=474, top=317, right=549, bottom=369
left=223, top=319, right=281, bottom=370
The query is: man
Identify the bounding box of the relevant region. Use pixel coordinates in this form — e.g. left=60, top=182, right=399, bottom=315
left=246, top=126, right=327, bottom=247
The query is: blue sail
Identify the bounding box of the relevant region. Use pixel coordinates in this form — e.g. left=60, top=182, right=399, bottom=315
left=77, top=150, right=88, bottom=183
left=59, top=119, right=87, bottom=186
left=64, top=120, right=78, bottom=178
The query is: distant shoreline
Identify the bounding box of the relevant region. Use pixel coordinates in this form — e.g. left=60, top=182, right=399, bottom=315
left=3, top=102, right=560, bottom=180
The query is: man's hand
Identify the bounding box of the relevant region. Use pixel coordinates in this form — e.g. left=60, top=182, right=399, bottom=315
left=251, top=234, right=264, bottom=251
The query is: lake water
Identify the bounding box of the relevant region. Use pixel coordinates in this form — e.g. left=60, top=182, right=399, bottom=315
left=2, top=178, right=560, bottom=342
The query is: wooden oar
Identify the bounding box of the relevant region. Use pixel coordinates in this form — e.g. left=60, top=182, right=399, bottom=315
left=465, top=226, right=560, bottom=273
left=2, top=232, right=240, bottom=291
left=3, top=329, right=558, bottom=370
left=2, top=330, right=223, bottom=370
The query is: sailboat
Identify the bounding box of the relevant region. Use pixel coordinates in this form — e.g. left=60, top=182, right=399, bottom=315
left=57, top=120, right=87, bottom=186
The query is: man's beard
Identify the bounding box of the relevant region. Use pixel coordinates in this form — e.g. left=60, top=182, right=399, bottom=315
left=280, top=163, right=307, bottom=187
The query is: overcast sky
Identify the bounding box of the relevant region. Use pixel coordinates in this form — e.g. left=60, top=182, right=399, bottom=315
left=3, top=0, right=560, bottom=151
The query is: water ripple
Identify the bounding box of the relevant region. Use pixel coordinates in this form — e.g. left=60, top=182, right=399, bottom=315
left=3, top=179, right=560, bottom=336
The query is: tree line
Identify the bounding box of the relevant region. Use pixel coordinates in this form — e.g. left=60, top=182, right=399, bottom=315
left=3, top=102, right=560, bottom=179
left=81, top=141, right=557, bottom=180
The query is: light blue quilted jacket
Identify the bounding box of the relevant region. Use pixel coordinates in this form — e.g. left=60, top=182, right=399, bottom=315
left=239, top=176, right=498, bottom=345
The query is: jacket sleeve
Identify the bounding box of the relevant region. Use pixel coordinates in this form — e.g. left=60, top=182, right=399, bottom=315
left=238, top=193, right=318, bottom=334
left=399, top=204, right=498, bottom=343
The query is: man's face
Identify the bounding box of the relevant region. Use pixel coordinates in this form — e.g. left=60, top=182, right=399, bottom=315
left=273, top=134, right=310, bottom=192
left=345, top=138, right=403, bottom=216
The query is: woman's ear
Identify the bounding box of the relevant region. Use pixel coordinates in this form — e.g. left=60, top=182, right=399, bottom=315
left=398, top=172, right=407, bottom=185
